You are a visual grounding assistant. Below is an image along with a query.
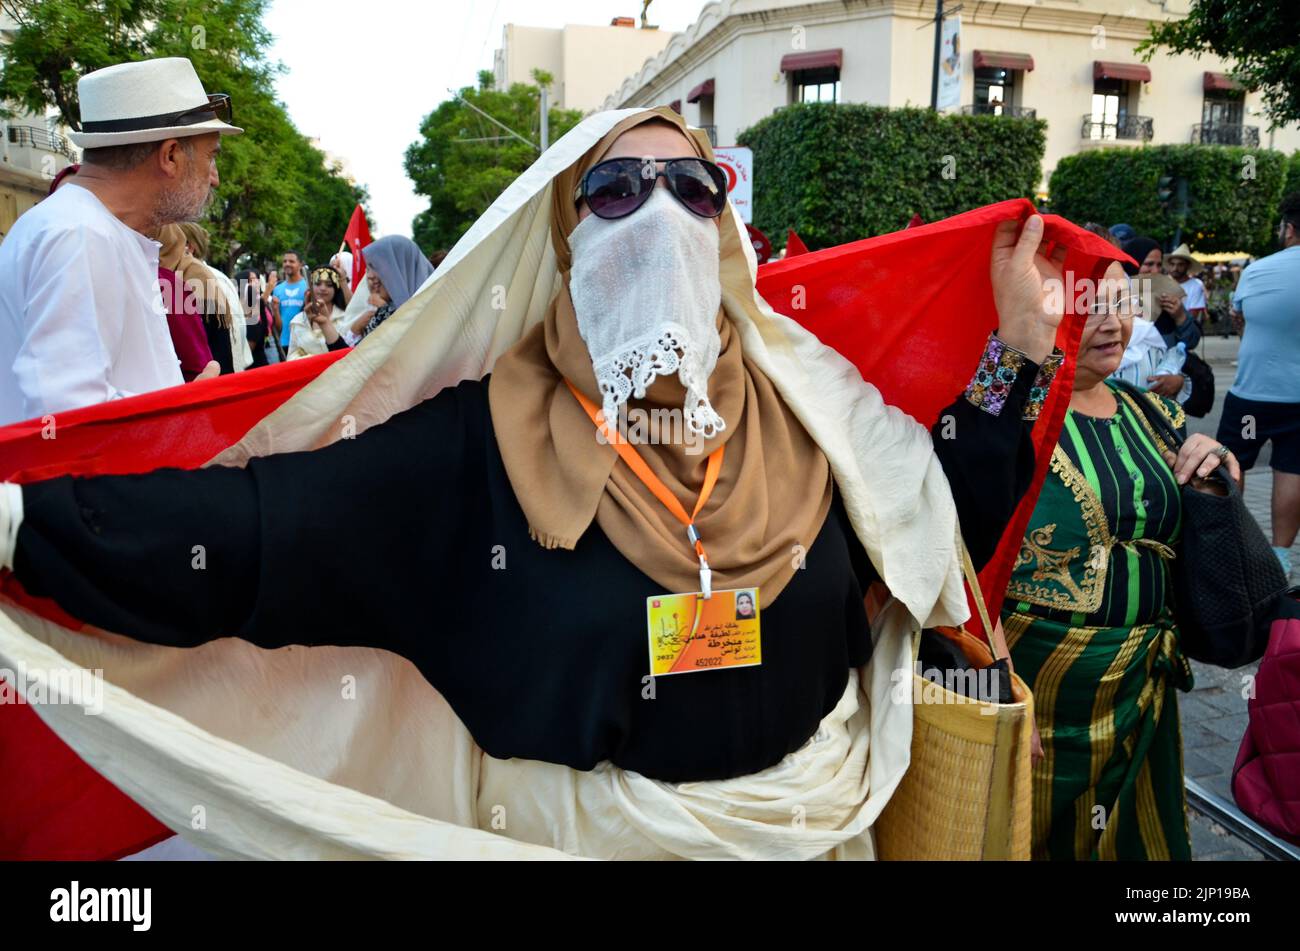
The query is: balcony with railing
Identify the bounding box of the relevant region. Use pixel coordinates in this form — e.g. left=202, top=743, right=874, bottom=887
left=1191, top=123, right=1260, bottom=147
left=6, top=124, right=76, bottom=159
left=960, top=104, right=1037, bottom=119
left=2, top=122, right=77, bottom=185
left=1080, top=114, right=1154, bottom=142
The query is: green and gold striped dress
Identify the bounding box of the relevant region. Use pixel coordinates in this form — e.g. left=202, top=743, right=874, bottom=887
left=1002, top=380, right=1193, bottom=860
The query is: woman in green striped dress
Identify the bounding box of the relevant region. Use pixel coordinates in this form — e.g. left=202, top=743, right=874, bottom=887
left=1001, top=264, right=1241, bottom=860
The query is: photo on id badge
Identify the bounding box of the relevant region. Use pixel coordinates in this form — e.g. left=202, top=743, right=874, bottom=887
left=646, top=587, right=761, bottom=677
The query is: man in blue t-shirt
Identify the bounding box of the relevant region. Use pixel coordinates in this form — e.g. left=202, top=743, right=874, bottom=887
left=1216, top=193, right=1300, bottom=578
left=270, top=250, right=308, bottom=350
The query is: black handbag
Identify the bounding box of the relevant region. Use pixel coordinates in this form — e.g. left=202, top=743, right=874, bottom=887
left=1115, top=381, right=1288, bottom=667
left=1180, top=351, right=1215, bottom=418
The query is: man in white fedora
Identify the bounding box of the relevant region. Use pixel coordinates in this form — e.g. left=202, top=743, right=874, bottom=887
left=0, top=57, right=242, bottom=426
left=1166, top=242, right=1208, bottom=328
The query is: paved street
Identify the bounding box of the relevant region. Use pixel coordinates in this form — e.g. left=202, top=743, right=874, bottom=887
left=1175, top=335, right=1294, bottom=860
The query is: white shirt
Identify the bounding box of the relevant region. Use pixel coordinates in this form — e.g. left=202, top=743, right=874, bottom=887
left=0, top=184, right=183, bottom=426
left=287, top=305, right=351, bottom=360
left=1179, top=275, right=1207, bottom=312
left=1111, top=318, right=1194, bottom=404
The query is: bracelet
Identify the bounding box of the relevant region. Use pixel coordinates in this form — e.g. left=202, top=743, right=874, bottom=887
left=965, top=332, right=1027, bottom=417
left=1023, top=348, right=1065, bottom=422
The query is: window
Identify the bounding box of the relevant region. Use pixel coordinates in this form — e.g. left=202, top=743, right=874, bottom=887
left=1198, top=77, right=1251, bottom=144
left=1202, top=88, right=1244, bottom=128
left=973, top=67, right=1013, bottom=115
left=794, top=66, right=840, bottom=104
left=1090, top=77, right=1128, bottom=140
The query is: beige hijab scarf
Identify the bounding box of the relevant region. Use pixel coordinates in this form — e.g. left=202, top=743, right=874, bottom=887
left=158, top=223, right=232, bottom=328
left=489, top=108, right=832, bottom=603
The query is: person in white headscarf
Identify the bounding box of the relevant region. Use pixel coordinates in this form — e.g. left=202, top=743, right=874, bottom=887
left=0, top=108, right=1065, bottom=860
left=329, top=250, right=354, bottom=307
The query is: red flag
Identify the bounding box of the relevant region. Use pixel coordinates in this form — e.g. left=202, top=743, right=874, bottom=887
left=0, top=199, right=1126, bottom=859
left=342, top=205, right=372, bottom=292
left=785, top=229, right=809, bottom=257
left=756, top=198, right=1126, bottom=635
left=0, top=352, right=348, bottom=860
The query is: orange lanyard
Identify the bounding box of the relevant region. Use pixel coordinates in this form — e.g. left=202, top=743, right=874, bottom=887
left=565, top=379, right=724, bottom=598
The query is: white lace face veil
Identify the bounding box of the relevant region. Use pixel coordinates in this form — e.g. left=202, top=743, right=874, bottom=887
left=568, top=187, right=727, bottom=439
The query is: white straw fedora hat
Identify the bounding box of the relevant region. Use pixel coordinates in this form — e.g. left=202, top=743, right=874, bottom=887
left=68, top=57, right=243, bottom=149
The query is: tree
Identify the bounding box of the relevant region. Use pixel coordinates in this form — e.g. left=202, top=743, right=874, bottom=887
left=1139, top=0, right=1300, bottom=129
left=1048, top=145, right=1286, bottom=256
left=0, top=0, right=370, bottom=271
left=738, top=104, right=1046, bottom=251
left=404, top=75, right=582, bottom=254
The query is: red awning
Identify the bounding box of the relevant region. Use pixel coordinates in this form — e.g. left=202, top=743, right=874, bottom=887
left=1204, top=71, right=1240, bottom=92
left=1094, top=61, right=1151, bottom=83
left=686, top=78, right=714, bottom=103
left=972, top=50, right=1035, bottom=72
left=780, top=48, right=843, bottom=72
left=668, top=99, right=682, bottom=114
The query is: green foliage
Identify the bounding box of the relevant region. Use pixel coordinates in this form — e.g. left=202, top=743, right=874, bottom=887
left=1048, top=144, right=1286, bottom=255
left=1285, top=151, right=1300, bottom=199
left=404, top=80, right=582, bottom=254
left=0, top=0, right=370, bottom=271
left=1139, top=0, right=1300, bottom=130
left=736, top=103, right=1046, bottom=251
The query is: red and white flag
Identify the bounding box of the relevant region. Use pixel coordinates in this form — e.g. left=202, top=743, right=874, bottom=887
left=0, top=200, right=1130, bottom=860
left=342, top=205, right=372, bottom=292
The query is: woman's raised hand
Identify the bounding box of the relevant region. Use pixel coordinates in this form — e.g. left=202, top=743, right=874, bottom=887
left=989, top=215, right=1067, bottom=365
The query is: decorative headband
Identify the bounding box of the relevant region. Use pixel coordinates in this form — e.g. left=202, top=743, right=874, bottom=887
left=311, top=267, right=342, bottom=288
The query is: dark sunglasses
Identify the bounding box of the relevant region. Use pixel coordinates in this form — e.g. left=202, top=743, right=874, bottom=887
left=168, top=93, right=233, bottom=129
left=577, top=156, right=728, bottom=220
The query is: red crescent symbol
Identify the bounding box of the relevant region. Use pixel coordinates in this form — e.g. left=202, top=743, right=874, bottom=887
left=717, top=161, right=738, bottom=192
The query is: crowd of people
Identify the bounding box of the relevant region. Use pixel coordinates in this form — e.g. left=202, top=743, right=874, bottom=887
left=0, top=56, right=1296, bottom=862
left=1081, top=208, right=1300, bottom=580
left=0, top=58, right=445, bottom=427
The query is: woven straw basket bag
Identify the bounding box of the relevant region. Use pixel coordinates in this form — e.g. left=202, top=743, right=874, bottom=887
left=875, top=544, right=1035, bottom=860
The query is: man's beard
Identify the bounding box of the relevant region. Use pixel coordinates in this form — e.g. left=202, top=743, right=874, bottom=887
left=154, top=175, right=212, bottom=228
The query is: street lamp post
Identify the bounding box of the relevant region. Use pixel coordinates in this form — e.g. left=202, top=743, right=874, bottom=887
left=929, top=0, right=945, bottom=111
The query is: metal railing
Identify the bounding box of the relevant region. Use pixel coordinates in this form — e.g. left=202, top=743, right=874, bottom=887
left=1186, top=779, right=1300, bottom=861
left=6, top=124, right=76, bottom=159
left=1080, top=114, right=1154, bottom=142
left=960, top=104, right=1037, bottom=119
left=1191, top=122, right=1260, bottom=147
left=698, top=124, right=717, bottom=146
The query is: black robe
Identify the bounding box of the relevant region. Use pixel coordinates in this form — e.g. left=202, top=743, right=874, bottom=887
left=13, top=366, right=1040, bottom=783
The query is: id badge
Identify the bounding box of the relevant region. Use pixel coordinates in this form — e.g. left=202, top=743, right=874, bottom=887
left=646, top=587, right=761, bottom=677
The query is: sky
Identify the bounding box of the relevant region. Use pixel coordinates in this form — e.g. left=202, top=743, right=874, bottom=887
left=265, top=0, right=710, bottom=237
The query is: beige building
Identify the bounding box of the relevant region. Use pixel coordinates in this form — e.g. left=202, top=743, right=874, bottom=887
left=493, top=16, right=678, bottom=113
left=0, top=11, right=77, bottom=242
left=600, top=0, right=1300, bottom=192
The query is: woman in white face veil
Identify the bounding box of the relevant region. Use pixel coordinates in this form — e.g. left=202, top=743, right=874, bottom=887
left=0, top=108, right=1064, bottom=860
